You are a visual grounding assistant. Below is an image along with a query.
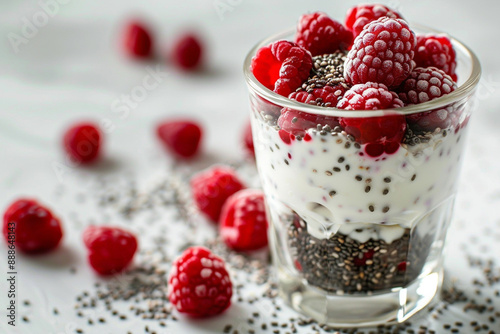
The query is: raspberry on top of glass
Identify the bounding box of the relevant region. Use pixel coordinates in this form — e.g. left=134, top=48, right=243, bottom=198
left=250, top=4, right=459, bottom=158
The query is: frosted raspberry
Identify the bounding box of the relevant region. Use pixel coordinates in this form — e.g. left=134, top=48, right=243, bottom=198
left=295, top=12, right=353, bottom=56
left=345, top=4, right=403, bottom=38
left=399, top=67, right=458, bottom=132
left=337, top=82, right=404, bottom=110
left=398, top=67, right=456, bottom=105
left=344, top=17, right=417, bottom=88
left=415, top=34, right=457, bottom=81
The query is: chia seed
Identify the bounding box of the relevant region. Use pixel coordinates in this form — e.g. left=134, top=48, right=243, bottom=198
left=287, top=213, right=432, bottom=293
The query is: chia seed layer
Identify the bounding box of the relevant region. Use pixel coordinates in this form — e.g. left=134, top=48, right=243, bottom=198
left=286, top=212, right=437, bottom=294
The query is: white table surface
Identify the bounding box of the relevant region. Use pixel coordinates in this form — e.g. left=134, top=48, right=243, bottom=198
left=0, top=1, right=499, bottom=333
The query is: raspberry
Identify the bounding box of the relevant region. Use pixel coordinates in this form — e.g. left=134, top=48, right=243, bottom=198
left=3, top=199, right=63, bottom=254
left=337, top=83, right=406, bottom=157
left=168, top=246, right=232, bottom=317
left=345, top=4, right=403, bottom=39
left=242, top=121, right=255, bottom=158
left=250, top=40, right=312, bottom=97
left=219, top=189, right=268, bottom=251
left=156, top=120, right=203, bottom=159
left=399, top=67, right=458, bottom=132
left=278, top=108, right=340, bottom=139
left=172, top=34, right=203, bottom=70
left=414, top=34, right=457, bottom=81
left=344, top=17, right=417, bottom=89
left=337, top=82, right=404, bottom=110
left=398, top=67, right=456, bottom=105
left=63, top=122, right=102, bottom=164
left=289, top=84, right=347, bottom=107
left=83, top=226, right=138, bottom=275
left=191, top=167, right=245, bottom=222
left=295, top=12, right=353, bottom=56
left=123, top=21, right=153, bottom=58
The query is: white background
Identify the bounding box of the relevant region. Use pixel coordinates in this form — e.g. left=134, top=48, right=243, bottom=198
left=0, top=0, right=499, bottom=333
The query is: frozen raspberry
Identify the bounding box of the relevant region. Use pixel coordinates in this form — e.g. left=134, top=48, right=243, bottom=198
left=289, top=84, right=347, bottom=107
left=345, top=4, right=403, bottom=39
left=191, top=167, right=245, bottom=222
left=242, top=121, right=255, bottom=158
left=168, top=246, right=232, bottom=317
left=344, top=17, right=417, bottom=88
left=398, top=67, right=456, bottom=105
left=63, top=122, right=102, bottom=164
left=83, top=226, right=138, bottom=275
left=295, top=12, right=353, bottom=56
left=399, top=67, right=457, bottom=132
left=172, top=34, right=203, bottom=70
left=337, top=82, right=404, bottom=110
left=156, top=119, right=203, bottom=159
left=123, top=21, right=153, bottom=58
left=278, top=108, right=340, bottom=139
left=250, top=40, right=312, bottom=97
left=338, top=83, right=406, bottom=157
left=414, top=34, right=457, bottom=81
left=219, top=189, right=268, bottom=252
left=3, top=199, right=63, bottom=254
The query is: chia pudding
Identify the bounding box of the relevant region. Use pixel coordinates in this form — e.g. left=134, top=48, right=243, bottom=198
left=252, top=105, right=467, bottom=294
left=245, top=4, right=480, bottom=325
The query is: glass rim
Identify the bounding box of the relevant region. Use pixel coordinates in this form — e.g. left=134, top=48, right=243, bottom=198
left=243, top=24, right=482, bottom=117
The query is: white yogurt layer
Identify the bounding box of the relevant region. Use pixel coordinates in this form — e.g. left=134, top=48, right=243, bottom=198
left=253, top=119, right=467, bottom=243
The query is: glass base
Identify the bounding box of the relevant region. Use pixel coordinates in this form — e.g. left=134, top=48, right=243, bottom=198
left=276, top=266, right=442, bottom=327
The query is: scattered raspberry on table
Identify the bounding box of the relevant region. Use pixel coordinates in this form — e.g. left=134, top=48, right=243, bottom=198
left=219, top=189, right=269, bottom=251
left=156, top=119, right=203, bottom=159
left=191, top=166, right=245, bottom=222
left=83, top=226, right=138, bottom=275
left=63, top=122, right=102, bottom=164
left=123, top=21, right=153, bottom=58
left=168, top=246, right=232, bottom=317
left=172, top=34, right=203, bottom=70
left=3, top=199, right=63, bottom=254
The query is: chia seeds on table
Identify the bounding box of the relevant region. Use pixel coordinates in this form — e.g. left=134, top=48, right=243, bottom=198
left=45, top=153, right=500, bottom=334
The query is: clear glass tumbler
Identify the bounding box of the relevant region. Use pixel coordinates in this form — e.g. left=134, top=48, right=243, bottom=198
left=243, top=26, right=481, bottom=327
